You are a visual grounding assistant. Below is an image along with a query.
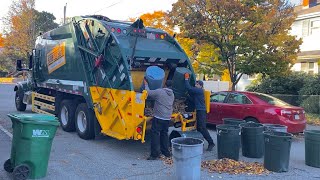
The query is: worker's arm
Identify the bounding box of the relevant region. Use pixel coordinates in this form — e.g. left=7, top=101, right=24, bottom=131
left=144, top=79, right=159, bottom=98
left=185, top=74, right=202, bottom=94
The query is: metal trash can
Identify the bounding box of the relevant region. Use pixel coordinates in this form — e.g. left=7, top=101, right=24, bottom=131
left=263, top=131, right=293, bottom=172
left=217, top=124, right=241, bottom=161
left=264, top=124, right=287, bottom=132
left=304, top=130, right=320, bottom=168
left=171, top=137, right=204, bottom=180
left=4, top=113, right=59, bottom=180
left=240, top=123, right=264, bottom=158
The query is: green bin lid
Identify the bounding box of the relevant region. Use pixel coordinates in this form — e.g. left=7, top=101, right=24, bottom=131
left=7, top=113, right=59, bottom=126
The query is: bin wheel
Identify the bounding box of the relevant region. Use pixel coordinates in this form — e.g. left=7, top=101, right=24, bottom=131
left=15, top=91, right=26, bottom=111
left=75, top=103, right=95, bottom=140
left=58, top=100, right=76, bottom=132
left=13, top=164, right=30, bottom=180
left=4, top=159, right=13, bottom=173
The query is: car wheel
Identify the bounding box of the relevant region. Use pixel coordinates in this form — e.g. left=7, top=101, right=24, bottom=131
left=58, top=100, right=76, bottom=132
left=15, top=91, right=26, bottom=111
left=75, top=103, right=95, bottom=140
left=245, top=117, right=259, bottom=123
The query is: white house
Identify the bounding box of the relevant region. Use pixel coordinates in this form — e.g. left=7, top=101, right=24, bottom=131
left=291, top=0, right=320, bottom=74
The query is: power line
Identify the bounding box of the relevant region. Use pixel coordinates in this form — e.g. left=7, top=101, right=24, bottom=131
left=93, top=0, right=123, bottom=15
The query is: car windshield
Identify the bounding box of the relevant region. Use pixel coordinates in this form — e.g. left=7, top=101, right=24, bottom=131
left=254, top=93, right=290, bottom=106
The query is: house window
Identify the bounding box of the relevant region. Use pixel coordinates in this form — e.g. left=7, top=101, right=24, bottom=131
left=302, top=20, right=310, bottom=37
left=311, top=20, right=320, bottom=35
left=301, top=62, right=315, bottom=74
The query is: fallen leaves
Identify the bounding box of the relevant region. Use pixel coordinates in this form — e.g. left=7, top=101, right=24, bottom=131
left=160, top=155, right=173, bottom=166
left=201, top=158, right=269, bottom=175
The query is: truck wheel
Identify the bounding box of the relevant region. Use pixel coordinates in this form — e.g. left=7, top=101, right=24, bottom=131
left=58, top=100, right=76, bottom=132
left=75, top=103, right=95, bottom=140
left=15, top=91, right=26, bottom=111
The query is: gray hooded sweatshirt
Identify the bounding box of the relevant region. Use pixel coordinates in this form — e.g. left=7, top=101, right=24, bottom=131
left=145, top=85, right=175, bottom=120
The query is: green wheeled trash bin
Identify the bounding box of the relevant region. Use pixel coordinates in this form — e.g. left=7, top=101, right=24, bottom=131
left=3, top=113, right=59, bottom=180
left=263, top=131, right=293, bottom=172
left=304, top=130, right=320, bottom=168
left=217, top=124, right=241, bottom=161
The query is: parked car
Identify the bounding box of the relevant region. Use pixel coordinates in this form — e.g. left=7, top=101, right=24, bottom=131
left=207, top=91, right=306, bottom=133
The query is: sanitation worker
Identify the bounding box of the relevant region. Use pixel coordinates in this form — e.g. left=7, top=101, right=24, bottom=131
left=184, top=73, right=215, bottom=151
left=144, top=79, right=175, bottom=160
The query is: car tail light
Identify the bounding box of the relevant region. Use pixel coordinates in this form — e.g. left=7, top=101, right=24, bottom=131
left=136, top=126, right=142, bottom=134
left=275, top=109, right=292, bottom=116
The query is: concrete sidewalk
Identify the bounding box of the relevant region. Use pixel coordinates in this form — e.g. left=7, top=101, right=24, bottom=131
left=0, top=129, right=12, bottom=180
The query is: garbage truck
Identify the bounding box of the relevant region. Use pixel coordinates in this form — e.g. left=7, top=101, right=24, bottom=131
left=14, top=15, right=210, bottom=142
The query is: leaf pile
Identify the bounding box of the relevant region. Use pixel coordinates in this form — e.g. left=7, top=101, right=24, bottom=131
left=201, top=158, right=269, bottom=175
left=160, top=156, right=173, bottom=166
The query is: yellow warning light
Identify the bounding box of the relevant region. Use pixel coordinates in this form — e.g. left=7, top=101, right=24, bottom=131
left=137, top=134, right=142, bottom=140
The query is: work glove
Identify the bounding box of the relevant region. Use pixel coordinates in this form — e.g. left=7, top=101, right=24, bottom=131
left=184, top=73, right=190, bottom=80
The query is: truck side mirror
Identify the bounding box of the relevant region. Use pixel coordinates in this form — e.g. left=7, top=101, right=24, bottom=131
left=28, top=54, right=33, bottom=69
left=16, top=60, right=22, bottom=71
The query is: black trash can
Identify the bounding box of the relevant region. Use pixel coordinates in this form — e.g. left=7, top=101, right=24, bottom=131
left=223, top=118, right=246, bottom=126
left=217, top=124, right=241, bottom=161
left=240, top=122, right=264, bottom=158
left=263, top=131, right=293, bottom=172
left=264, top=124, right=287, bottom=132
left=304, top=130, right=320, bottom=168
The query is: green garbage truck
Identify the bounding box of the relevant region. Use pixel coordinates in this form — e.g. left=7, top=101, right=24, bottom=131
left=14, top=15, right=211, bottom=142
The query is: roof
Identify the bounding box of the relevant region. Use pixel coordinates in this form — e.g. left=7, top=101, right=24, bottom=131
left=294, top=4, right=320, bottom=16
left=298, top=50, right=320, bottom=56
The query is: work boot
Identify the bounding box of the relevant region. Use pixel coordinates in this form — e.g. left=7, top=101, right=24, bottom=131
left=207, top=143, right=215, bottom=151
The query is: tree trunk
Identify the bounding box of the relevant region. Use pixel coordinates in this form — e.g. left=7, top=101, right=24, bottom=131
left=231, top=82, right=236, bottom=91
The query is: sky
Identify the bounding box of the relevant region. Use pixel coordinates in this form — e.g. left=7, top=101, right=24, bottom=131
left=0, top=0, right=302, bottom=31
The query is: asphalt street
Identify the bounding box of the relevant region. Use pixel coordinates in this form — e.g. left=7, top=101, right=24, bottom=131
left=0, top=84, right=319, bottom=180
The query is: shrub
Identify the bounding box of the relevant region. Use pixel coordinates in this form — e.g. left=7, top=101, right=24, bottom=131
left=300, top=96, right=320, bottom=114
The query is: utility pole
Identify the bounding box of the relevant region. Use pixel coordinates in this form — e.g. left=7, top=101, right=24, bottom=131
left=64, top=3, right=67, bottom=24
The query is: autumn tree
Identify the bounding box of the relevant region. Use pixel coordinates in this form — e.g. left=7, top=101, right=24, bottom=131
left=2, top=0, right=35, bottom=66
left=0, top=34, right=4, bottom=47
left=1, top=0, right=59, bottom=72
left=170, top=0, right=302, bottom=90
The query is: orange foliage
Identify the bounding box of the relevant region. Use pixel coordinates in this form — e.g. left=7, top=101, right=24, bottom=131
left=130, top=11, right=174, bottom=35
left=0, top=34, right=4, bottom=47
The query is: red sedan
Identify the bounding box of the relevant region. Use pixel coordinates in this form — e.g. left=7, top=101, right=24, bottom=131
left=207, top=91, right=306, bottom=133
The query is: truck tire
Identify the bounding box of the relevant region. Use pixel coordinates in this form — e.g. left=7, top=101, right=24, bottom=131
left=15, top=91, right=26, bottom=111
left=75, top=103, right=95, bottom=140
left=58, top=100, right=76, bottom=132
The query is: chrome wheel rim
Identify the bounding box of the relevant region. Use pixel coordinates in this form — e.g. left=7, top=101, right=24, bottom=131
left=77, top=111, right=87, bottom=133
left=60, top=106, right=68, bottom=126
